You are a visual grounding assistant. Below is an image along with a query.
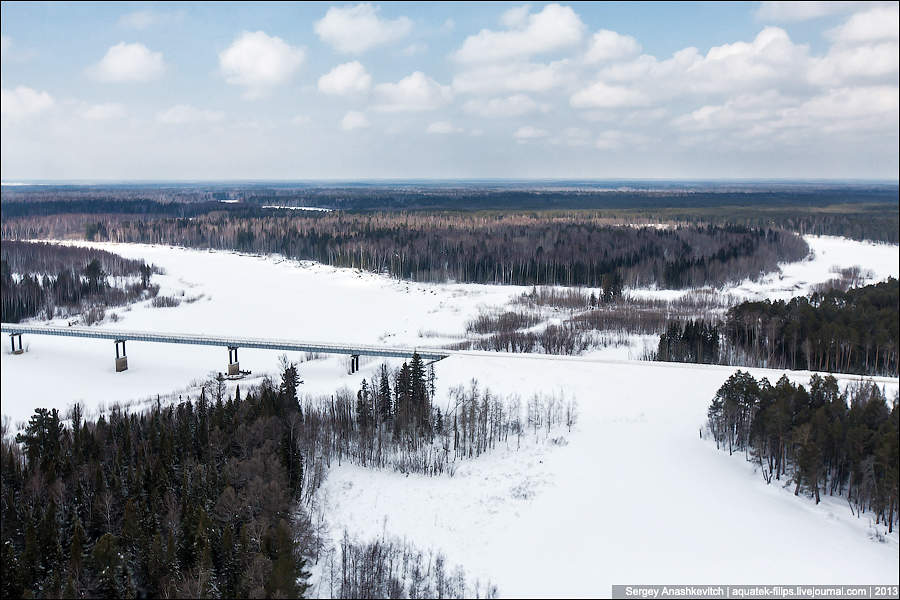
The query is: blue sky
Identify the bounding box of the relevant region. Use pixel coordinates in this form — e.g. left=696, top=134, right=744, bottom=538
left=1, top=1, right=898, bottom=180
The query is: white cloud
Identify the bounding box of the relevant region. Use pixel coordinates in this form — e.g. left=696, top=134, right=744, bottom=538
left=826, top=6, right=899, bottom=44
left=1, top=86, right=54, bottom=122
left=500, top=5, right=532, bottom=29
left=89, top=42, right=165, bottom=82
left=671, top=86, right=899, bottom=142
left=788, top=85, right=899, bottom=130
left=809, top=41, right=899, bottom=86
left=219, top=31, right=305, bottom=98
left=315, top=4, right=412, bottom=54
left=373, top=71, right=452, bottom=112
left=454, top=4, right=585, bottom=63
left=806, top=7, right=900, bottom=86
left=595, top=27, right=812, bottom=99
left=341, top=110, right=370, bottom=130
left=570, top=81, right=650, bottom=108
left=426, top=121, right=463, bottom=134
left=756, top=2, right=883, bottom=22
left=462, top=94, right=549, bottom=117
left=81, top=103, right=127, bottom=121
left=681, top=27, right=810, bottom=94
left=157, top=105, right=225, bottom=124
left=318, top=61, right=372, bottom=95
left=452, top=60, right=572, bottom=94
left=513, top=125, right=548, bottom=141
left=671, top=91, right=792, bottom=133
left=585, top=30, right=641, bottom=63
left=291, top=114, right=312, bottom=126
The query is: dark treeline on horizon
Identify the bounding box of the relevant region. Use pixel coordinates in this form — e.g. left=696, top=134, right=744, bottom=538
left=3, top=181, right=897, bottom=209
left=3, top=184, right=897, bottom=242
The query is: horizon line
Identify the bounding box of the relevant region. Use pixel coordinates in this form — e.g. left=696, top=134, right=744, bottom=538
left=4, top=178, right=899, bottom=185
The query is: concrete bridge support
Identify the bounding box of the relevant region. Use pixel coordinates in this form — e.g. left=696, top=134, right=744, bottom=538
left=9, top=333, right=24, bottom=355
left=350, top=354, right=360, bottom=374
left=115, top=339, right=128, bottom=372
left=227, top=346, right=240, bottom=376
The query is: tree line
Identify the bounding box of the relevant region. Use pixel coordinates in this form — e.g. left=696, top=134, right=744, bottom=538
left=724, top=279, right=898, bottom=376
left=1, top=241, right=156, bottom=323
left=707, top=371, right=898, bottom=532
left=1, top=373, right=312, bottom=599
left=1, top=210, right=809, bottom=289
left=3, top=181, right=896, bottom=213
left=653, top=279, right=898, bottom=377
left=299, top=355, right=576, bottom=478
left=323, top=531, right=497, bottom=599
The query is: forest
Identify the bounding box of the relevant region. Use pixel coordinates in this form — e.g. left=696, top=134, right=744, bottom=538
left=0, top=348, right=579, bottom=598
left=3, top=180, right=897, bottom=211
left=0, top=241, right=158, bottom=323
left=706, top=372, right=898, bottom=532
left=0, top=211, right=809, bottom=289
left=653, top=279, right=899, bottom=377
left=3, top=181, right=897, bottom=242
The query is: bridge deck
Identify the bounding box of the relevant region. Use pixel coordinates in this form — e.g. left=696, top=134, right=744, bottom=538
left=1, top=323, right=450, bottom=361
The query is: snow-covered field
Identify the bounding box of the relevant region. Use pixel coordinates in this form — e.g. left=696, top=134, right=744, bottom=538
left=1, top=235, right=898, bottom=595
left=4, top=235, right=896, bottom=425
left=1, top=242, right=528, bottom=425
left=316, top=354, right=898, bottom=597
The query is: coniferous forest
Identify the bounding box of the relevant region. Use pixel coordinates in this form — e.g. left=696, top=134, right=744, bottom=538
left=0, top=350, right=576, bottom=599
left=707, top=372, right=899, bottom=531
left=2, top=210, right=808, bottom=289
left=2, top=181, right=897, bottom=242
left=1, top=241, right=158, bottom=323
left=1, top=372, right=313, bottom=599
left=654, top=279, right=899, bottom=377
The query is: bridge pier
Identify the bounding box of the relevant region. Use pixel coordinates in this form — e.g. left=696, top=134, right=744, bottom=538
left=114, top=340, right=128, bottom=372
left=349, top=354, right=360, bottom=374
left=227, top=346, right=240, bottom=376
left=9, top=333, right=23, bottom=355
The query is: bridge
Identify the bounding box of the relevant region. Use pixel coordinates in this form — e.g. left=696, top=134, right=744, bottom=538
left=1, top=323, right=450, bottom=374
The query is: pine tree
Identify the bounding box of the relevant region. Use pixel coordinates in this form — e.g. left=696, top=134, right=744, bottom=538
left=122, top=498, right=140, bottom=548
left=357, top=380, right=372, bottom=430
left=90, top=533, right=124, bottom=599
left=279, top=359, right=302, bottom=412
left=22, top=518, right=39, bottom=590
left=1, top=540, right=25, bottom=599
left=378, top=365, right=392, bottom=424
left=410, top=353, right=429, bottom=434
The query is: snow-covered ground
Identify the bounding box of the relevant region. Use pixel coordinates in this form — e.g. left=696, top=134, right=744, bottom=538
left=315, top=354, right=899, bottom=597
left=1, top=242, right=527, bottom=425
left=2, top=234, right=897, bottom=423
left=629, top=235, right=899, bottom=303
left=1, top=235, right=898, bottom=595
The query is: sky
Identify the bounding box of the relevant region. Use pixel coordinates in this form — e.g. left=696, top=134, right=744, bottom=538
left=1, top=1, right=898, bottom=181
